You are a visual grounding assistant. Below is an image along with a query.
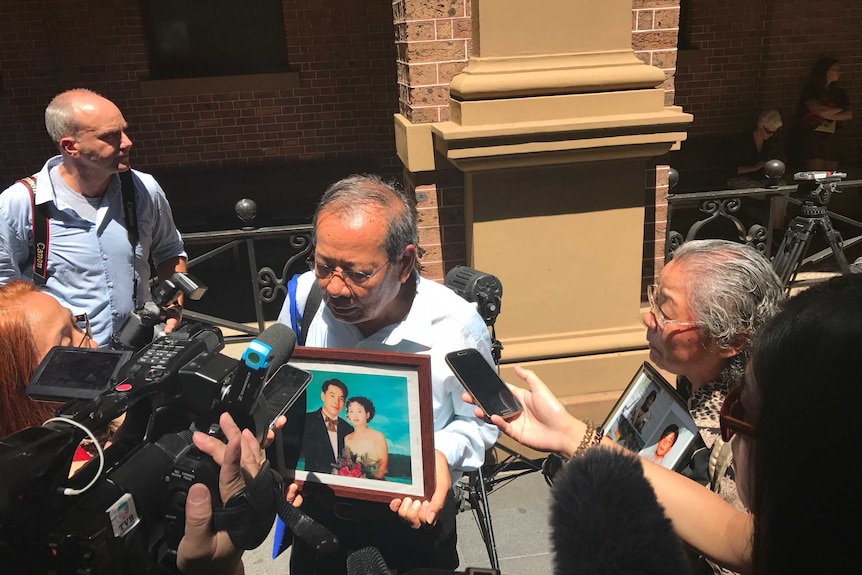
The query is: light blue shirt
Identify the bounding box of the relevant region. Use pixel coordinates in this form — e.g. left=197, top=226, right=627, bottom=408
left=278, top=271, right=500, bottom=483
left=0, top=156, right=186, bottom=345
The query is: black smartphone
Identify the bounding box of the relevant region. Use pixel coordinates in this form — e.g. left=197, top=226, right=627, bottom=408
left=262, top=363, right=313, bottom=430
left=445, top=348, right=523, bottom=420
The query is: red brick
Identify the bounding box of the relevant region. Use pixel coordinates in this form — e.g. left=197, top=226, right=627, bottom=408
left=637, top=11, right=654, bottom=31
left=655, top=8, right=680, bottom=29
left=409, top=106, right=441, bottom=124
left=404, top=40, right=468, bottom=63
left=404, top=0, right=466, bottom=20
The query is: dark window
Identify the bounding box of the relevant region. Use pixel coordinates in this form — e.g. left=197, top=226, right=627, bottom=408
left=141, top=0, right=289, bottom=79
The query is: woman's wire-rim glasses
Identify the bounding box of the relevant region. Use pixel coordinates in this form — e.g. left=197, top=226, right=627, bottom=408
left=307, top=258, right=391, bottom=287
left=74, top=313, right=92, bottom=348
left=647, top=284, right=699, bottom=330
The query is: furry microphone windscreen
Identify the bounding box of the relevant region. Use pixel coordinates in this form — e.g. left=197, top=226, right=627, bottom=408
left=549, top=448, right=690, bottom=575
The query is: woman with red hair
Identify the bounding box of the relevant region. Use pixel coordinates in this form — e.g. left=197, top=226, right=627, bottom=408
left=0, top=280, right=95, bottom=437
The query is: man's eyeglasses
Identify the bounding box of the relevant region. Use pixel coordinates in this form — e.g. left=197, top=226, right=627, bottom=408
left=308, top=258, right=390, bottom=287
left=719, top=384, right=757, bottom=441
left=763, top=126, right=777, bottom=136
left=74, top=313, right=92, bottom=347
left=647, top=284, right=699, bottom=330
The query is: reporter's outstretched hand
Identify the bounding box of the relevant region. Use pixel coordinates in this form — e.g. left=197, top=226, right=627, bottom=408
left=176, top=412, right=263, bottom=575
left=462, top=365, right=583, bottom=458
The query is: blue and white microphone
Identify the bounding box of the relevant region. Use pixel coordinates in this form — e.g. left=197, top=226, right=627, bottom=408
left=223, top=323, right=296, bottom=435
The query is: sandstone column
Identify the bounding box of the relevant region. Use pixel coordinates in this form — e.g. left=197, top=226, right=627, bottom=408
left=395, top=0, right=690, bottom=421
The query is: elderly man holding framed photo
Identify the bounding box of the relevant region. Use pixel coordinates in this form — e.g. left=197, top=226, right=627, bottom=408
left=274, top=174, right=499, bottom=575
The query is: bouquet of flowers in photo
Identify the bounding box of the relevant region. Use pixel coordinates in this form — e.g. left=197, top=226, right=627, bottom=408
left=332, top=447, right=381, bottom=478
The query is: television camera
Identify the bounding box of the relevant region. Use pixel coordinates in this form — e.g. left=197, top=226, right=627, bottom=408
left=0, top=274, right=335, bottom=574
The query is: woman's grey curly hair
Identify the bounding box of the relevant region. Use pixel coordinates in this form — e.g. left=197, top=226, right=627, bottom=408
left=670, top=239, right=784, bottom=385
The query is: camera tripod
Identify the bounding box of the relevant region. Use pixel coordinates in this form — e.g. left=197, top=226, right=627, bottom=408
left=771, top=176, right=851, bottom=288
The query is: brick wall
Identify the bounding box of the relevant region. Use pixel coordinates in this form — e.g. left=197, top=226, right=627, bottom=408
left=675, top=0, right=862, bottom=167
left=0, top=1, right=401, bottom=200
left=632, top=0, right=681, bottom=107
left=644, top=165, right=670, bottom=292
left=403, top=166, right=466, bottom=281
left=394, top=0, right=471, bottom=279
left=632, top=0, right=681, bottom=283
left=393, top=0, right=471, bottom=124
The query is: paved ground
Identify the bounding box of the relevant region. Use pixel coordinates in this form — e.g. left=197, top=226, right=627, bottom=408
left=240, top=463, right=553, bottom=575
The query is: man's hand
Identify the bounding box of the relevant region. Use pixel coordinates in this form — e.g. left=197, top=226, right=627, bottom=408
left=261, top=414, right=287, bottom=450
left=176, top=412, right=263, bottom=575
left=286, top=482, right=304, bottom=508
left=163, top=305, right=182, bottom=334
left=462, top=365, right=584, bottom=458
left=157, top=256, right=187, bottom=335
left=177, top=483, right=244, bottom=575
left=389, top=450, right=450, bottom=529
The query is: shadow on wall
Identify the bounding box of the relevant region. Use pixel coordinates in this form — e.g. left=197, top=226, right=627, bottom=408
left=152, top=157, right=381, bottom=232
left=157, top=157, right=381, bottom=324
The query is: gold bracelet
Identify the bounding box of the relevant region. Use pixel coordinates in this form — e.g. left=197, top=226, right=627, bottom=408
left=592, top=425, right=605, bottom=447
left=574, top=418, right=596, bottom=457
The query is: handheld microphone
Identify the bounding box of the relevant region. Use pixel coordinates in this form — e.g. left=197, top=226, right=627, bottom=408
left=223, top=323, right=296, bottom=434
left=346, top=546, right=392, bottom=575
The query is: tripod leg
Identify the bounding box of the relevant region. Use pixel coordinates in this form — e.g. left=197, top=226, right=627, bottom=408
left=771, top=234, right=796, bottom=285
left=772, top=219, right=816, bottom=287
left=467, top=468, right=500, bottom=570
left=818, top=218, right=851, bottom=274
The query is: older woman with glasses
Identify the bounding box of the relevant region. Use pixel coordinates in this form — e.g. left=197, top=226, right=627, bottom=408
left=645, top=240, right=781, bottom=504
left=467, top=273, right=862, bottom=575
left=0, top=280, right=96, bottom=438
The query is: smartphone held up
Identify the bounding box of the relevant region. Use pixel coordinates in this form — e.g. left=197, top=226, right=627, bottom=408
left=445, top=348, right=523, bottom=420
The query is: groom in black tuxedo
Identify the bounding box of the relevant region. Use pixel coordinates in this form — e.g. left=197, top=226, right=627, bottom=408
left=301, top=378, right=354, bottom=473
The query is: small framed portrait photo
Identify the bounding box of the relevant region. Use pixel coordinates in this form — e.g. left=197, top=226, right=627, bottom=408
left=270, top=347, right=435, bottom=503
left=602, top=362, right=699, bottom=472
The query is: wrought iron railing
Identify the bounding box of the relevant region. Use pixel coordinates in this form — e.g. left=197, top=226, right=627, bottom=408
left=666, top=176, right=862, bottom=271
left=180, top=216, right=314, bottom=342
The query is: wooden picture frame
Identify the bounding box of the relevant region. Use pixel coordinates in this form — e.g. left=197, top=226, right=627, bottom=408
left=269, top=347, right=435, bottom=503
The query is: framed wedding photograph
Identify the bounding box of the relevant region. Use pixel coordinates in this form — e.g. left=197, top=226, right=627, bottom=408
left=269, top=347, right=435, bottom=503
left=602, top=362, right=699, bottom=472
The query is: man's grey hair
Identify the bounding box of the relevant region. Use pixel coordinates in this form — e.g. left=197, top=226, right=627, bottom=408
left=670, top=239, right=784, bottom=385
left=313, top=174, right=420, bottom=263
left=44, top=88, right=100, bottom=144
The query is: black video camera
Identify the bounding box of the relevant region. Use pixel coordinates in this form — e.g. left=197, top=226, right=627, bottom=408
left=0, top=319, right=304, bottom=574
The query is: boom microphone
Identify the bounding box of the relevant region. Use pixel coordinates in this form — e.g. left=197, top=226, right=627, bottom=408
left=223, top=323, right=296, bottom=432
left=549, top=448, right=689, bottom=575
